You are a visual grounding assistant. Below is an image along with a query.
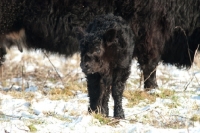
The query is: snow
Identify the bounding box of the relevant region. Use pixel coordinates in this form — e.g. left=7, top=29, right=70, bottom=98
left=0, top=47, right=200, bottom=132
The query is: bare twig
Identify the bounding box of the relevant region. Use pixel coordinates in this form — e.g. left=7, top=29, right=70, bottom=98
left=194, top=74, right=200, bottom=86
left=43, top=52, right=63, bottom=85
left=21, top=62, right=24, bottom=91
left=184, top=44, right=200, bottom=91
left=107, top=119, right=121, bottom=126
left=170, top=114, right=189, bottom=120
left=1, top=65, right=2, bottom=81
left=143, top=66, right=157, bottom=83
left=184, top=76, right=194, bottom=91
left=8, top=83, right=15, bottom=91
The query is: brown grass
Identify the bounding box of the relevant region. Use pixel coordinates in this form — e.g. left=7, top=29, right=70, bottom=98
left=1, top=47, right=200, bottom=130
left=0, top=48, right=86, bottom=100
left=123, top=90, right=156, bottom=107
left=6, top=91, right=35, bottom=101
left=155, top=89, right=175, bottom=99
left=190, top=114, right=200, bottom=122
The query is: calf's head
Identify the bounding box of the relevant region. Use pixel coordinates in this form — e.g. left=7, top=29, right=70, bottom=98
left=80, top=28, right=117, bottom=74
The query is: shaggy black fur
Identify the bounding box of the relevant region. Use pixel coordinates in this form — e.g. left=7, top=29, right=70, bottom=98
left=0, top=0, right=115, bottom=64
left=116, top=0, right=200, bottom=89
left=79, top=14, right=134, bottom=118
left=1, top=0, right=200, bottom=90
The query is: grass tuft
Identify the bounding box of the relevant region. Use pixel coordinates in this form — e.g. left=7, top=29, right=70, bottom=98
left=190, top=114, right=200, bottom=122
left=47, top=81, right=87, bottom=101
left=7, top=91, right=35, bottom=101
left=123, top=90, right=156, bottom=107
left=28, top=124, right=37, bottom=132
left=92, top=113, right=116, bottom=125
left=156, top=89, right=175, bottom=99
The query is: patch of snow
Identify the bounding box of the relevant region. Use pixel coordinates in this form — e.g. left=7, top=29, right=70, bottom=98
left=0, top=48, right=200, bottom=132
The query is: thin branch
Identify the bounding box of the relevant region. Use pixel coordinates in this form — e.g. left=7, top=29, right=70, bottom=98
left=21, top=62, right=24, bottom=91
left=143, top=66, right=157, bottom=83
left=43, top=52, right=63, bottom=85
left=8, top=83, right=15, bottom=91
left=184, top=76, right=194, bottom=91
left=184, top=44, right=200, bottom=91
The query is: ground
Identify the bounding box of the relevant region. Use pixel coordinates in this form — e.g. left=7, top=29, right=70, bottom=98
left=0, top=47, right=200, bottom=133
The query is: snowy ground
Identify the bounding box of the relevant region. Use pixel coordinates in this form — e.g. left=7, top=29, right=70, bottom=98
left=0, top=47, right=200, bottom=133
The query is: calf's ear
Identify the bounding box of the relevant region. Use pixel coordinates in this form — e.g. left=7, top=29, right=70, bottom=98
left=103, top=28, right=116, bottom=46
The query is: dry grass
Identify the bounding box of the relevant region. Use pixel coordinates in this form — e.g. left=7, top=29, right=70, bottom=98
left=47, top=81, right=87, bottom=101
left=1, top=47, right=200, bottom=130
left=156, top=89, right=175, bottom=99
left=92, top=113, right=111, bottom=125
left=0, top=48, right=87, bottom=100
left=124, top=87, right=177, bottom=108
left=190, top=114, right=200, bottom=122
left=193, top=51, right=200, bottom=68
left=28, top=124, right=37, bottom=132
left=123, top=90, right=156, bottom=107
left=2, top=91, right=35, bottom=101
left=92, top=113, right=120, bottom=126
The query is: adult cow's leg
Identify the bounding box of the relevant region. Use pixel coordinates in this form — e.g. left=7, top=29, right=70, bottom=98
left=134, top=36, right=161, bottom=90
left=0, top=47, right=6, bottom=65
left=139, top=49, right=161, bottom=90
left=141, top=61, right=158, bottom=90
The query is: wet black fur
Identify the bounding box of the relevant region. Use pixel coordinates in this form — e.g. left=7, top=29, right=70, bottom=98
left=80, top=14, right=134, bottom=118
